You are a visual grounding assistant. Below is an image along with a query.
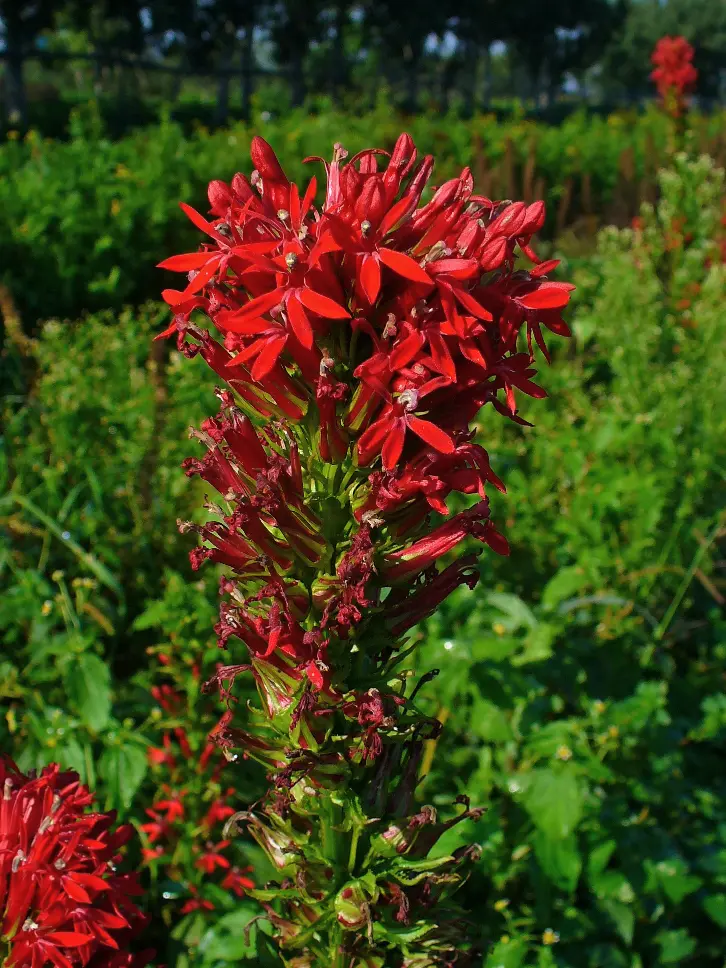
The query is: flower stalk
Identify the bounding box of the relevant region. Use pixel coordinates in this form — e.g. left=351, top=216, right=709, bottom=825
left=158, top=132, right=572, bottom=966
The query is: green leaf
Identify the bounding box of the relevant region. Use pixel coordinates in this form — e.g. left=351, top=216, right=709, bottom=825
left=600, top=899, right=635, bottom=945
left=656, top=929, right=696, bottom=964
left=703, top=894, right=726, bottom=928
left=645, top=858, right=702, bottom=904
left=512, top=622, right=556, bottom=666
left=541, top=566, right=589, bottom=610
left=588, top=840, right=617, bottom=879
left=64, top=653, right=111, bottom=732
left=470, top=698, right=514, bottom=743
left=484, top=937, right=528, bottom=967
left=521, top=766, right=583, bottom=839
left=532, top=830, right=582, bottom=892
left=486, top=592, right=537, bottom=630
left=8, top=493, right=123, bottom=598
left=99, top=743, right=147, bottom=811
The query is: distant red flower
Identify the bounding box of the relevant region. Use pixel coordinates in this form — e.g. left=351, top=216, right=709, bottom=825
left=195, top=841, right=232, bottom=875
left=180, top=886, right=215, bottom=915
left=651, top=36, right=698, bottom=116
left=221, top=866, right=255, bottom=898
left=0, top=758, right=151, bottom=968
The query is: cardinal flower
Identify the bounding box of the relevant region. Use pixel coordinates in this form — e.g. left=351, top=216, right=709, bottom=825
left=0, top=758, right=150, bottom=968
left=157, top=131, right=573, bottom=966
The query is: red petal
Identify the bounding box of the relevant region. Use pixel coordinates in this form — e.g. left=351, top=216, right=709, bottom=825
left=230, top=288, right=284, bottom=321
left=529, top=259, right=561, bottom=278
left=72, top=873, right=111, bottom=892
left=183, top=255, right=221, bottom=294
left=157, top=252, right=214, bottom=271
left=518, top=284, right=574, bottom=310
left=44, top=933, right=95, bottom=947
left=287, top=296, right=314, bottom=349
left=381, top=420, right=406, bottom=470
left=428, top=330, right=456, bottom=381
left=308, top=231, right=342, bottom=268
left=407, top=416, right=456, bottom=454
left=299, top=288, right=350, bottom=319
left=179, top=202, right=227, bottom=242
left=378, top=248, right=432, bottom=284
left=359, top=254, right=381, bottom=304
left=154, top=320, right=178, bottom=342
left=427, top=258, right=479, bottom=280
left=483, top=524, right=510, bottom=556
left=479, top=236, right=508, bottom=271
left=389, top=331, right=424, bottom=371
left=301, top=176, right=317, bottom=219
left=378, top=194, right=417, bottom=236
left=62, top=878, right=91, bottom=904
left=288, top=182, right=300, bottom=228
left=216, top=313, right=271, bottom=336
left=251, top=336, right=287, bottom=381
left=306, top=662, right=324, bottom=690
left=453, top=287, right=494, bottom=321
left=357, top=415, right=393, bottom=464
left=161, top=288, right=185, bottom=307
left=226, top=343, right=260, bottom=372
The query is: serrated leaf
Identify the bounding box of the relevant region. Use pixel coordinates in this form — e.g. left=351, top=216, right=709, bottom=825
left=99, top=744, right=147, bottom=811
left=64, top=653, right=111, bottom=732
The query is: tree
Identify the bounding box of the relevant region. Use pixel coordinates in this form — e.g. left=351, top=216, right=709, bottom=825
left=450, top=0, right=509, bottom=114
left=0, top=0, right=60, bottom=123
left=504, top=0, right=627, bottom=105
left=362, top=0, right=453, bottom=111
left=267, top=0, right=326, bottom=108
left=146, top=0, right=261, bottom=121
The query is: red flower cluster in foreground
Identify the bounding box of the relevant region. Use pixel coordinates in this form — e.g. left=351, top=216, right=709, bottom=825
left=651, top=36, right=698, bottom=115
left=0, top=759, right=150, bottom=968
left=160, top=133, right=572, bottom=705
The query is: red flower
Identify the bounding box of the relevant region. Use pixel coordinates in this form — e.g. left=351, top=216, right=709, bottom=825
left=651, top=36, right=698, bottom=115
left=201, top=798, right=235, bottom=832
left=194, top=841, right=231, bottom=875
left=159, top=131, right=571, bottom=759
left=0, top=758, right=150, bottom=968
left=180, top=886, right=215, bottom=915
left=221, top=866, right=255, bottom=898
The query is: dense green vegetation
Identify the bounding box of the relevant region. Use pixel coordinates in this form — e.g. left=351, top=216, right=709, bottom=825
left=1, top=125, right=725, bottom=968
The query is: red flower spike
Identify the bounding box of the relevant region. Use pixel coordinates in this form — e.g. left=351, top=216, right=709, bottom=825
left=159, top=131, right=573, bottom=965
left=651, top=36, right=698, bottom=117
